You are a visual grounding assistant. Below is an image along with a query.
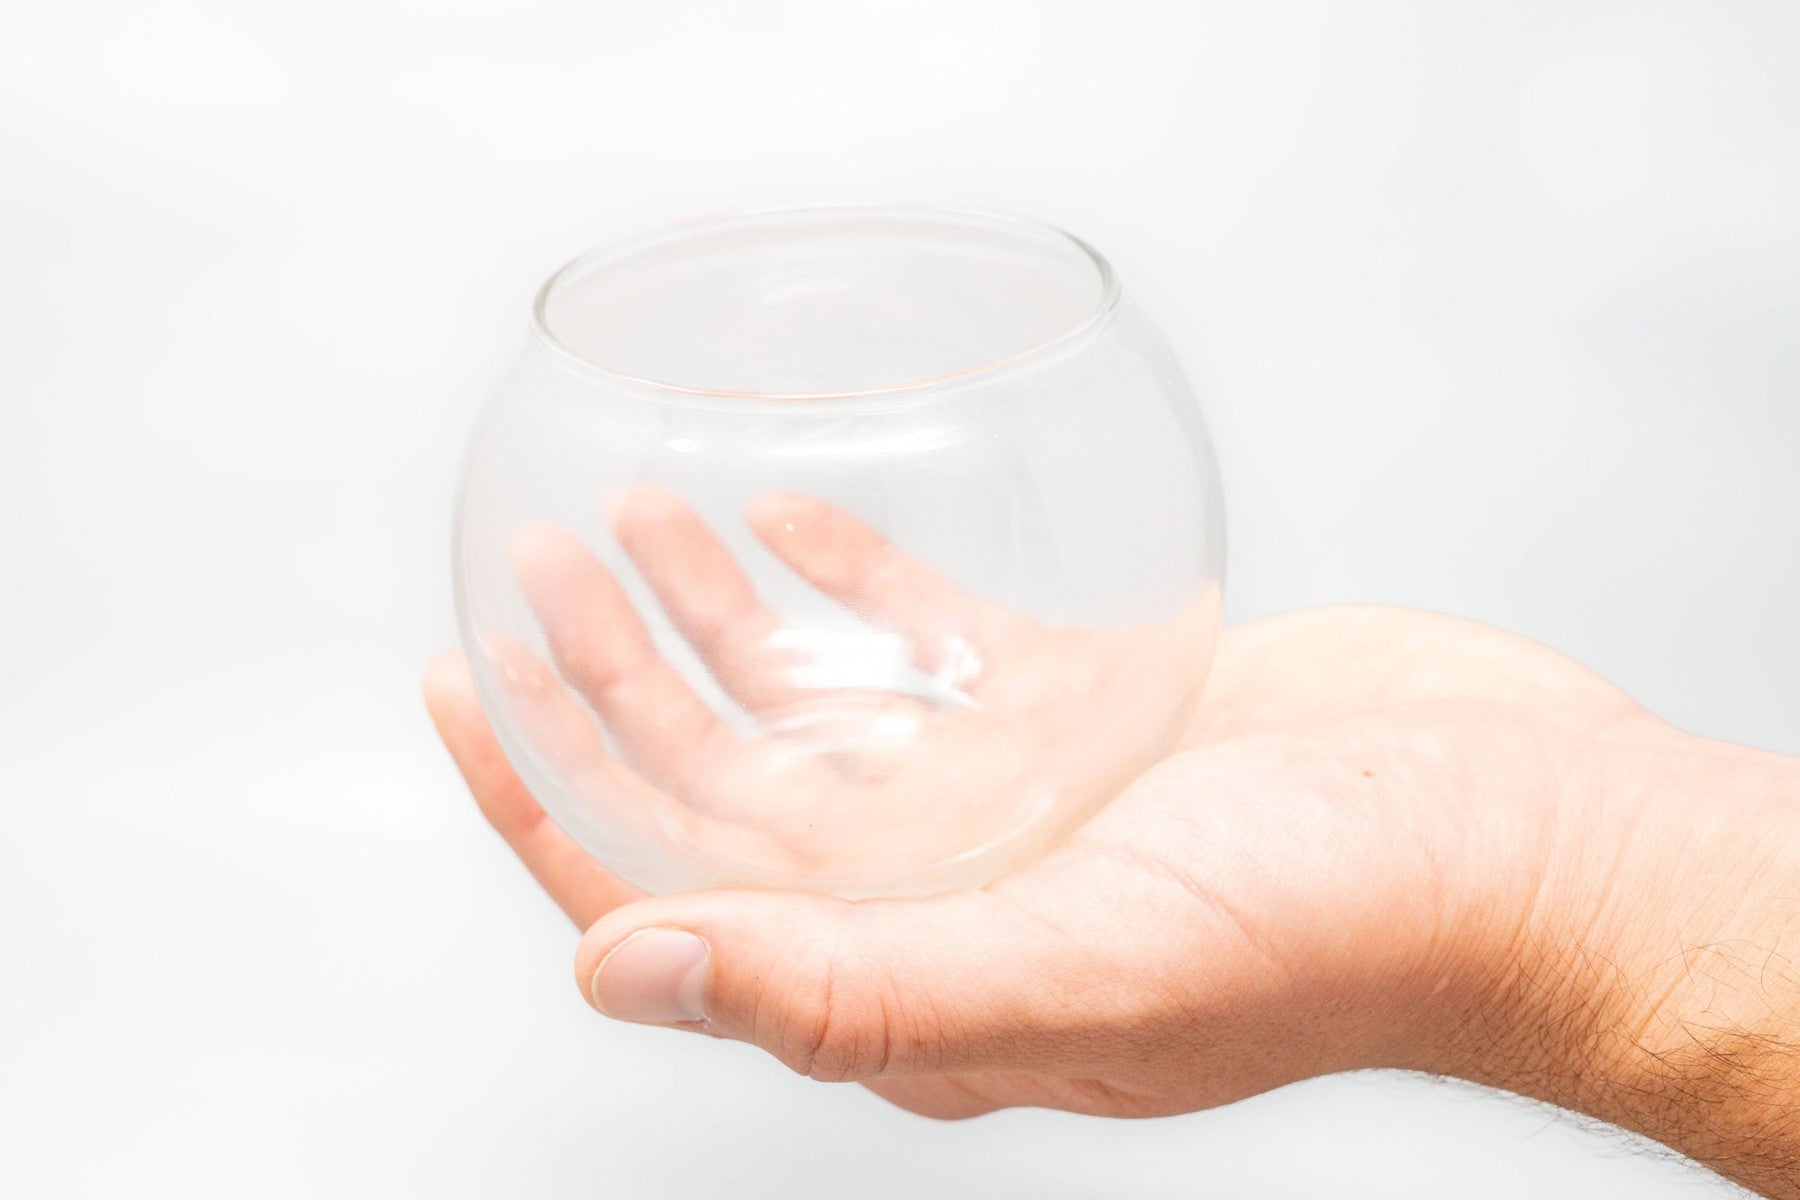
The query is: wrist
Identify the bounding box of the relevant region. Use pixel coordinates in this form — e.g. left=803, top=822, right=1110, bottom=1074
left=1443, top=719, right=1800, bottom=1193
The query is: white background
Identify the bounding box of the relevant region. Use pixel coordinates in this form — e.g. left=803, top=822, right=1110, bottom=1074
left=4, top=1, right=1797, bottom=1195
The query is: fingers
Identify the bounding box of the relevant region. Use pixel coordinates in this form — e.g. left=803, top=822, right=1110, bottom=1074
left=609, top=487, right=796, bottom=711
left=421, top=650, right=642, bottom=928
left=568, top=881, right=1112, bottom=1083
left=434, top=643, right=847, bottom=894
left=747, top=492, right=1028, bottom=675
left=481, top=634, right=693, bottom=846
left=545, top=493, right=1030, bottom=717
left=510, top=524, right=738, bottom=789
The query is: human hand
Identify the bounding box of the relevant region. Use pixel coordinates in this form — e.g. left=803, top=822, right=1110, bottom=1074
left=425, top=502, right=1800, bottom=1196
left=485, top=487, right=1215, bottom=885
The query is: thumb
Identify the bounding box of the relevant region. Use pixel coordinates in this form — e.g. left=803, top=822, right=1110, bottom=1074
left=573, top=883, right=1101, bottom=1082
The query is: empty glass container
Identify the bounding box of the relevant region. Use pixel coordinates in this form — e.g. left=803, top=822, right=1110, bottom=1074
left=454, top=205, right=1224, bottom=898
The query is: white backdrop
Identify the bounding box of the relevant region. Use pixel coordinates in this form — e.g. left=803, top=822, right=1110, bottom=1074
left=4, top=2, right=1797, bottom=1195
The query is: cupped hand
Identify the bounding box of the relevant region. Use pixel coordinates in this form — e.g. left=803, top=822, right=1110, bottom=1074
left=424, top=502, right=1661, bottom=1122
left=488, top=488, right=1215, bottom=883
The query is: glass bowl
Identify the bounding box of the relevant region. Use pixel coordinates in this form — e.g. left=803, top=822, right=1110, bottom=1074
left=453, top=204, right=1224, bottom=898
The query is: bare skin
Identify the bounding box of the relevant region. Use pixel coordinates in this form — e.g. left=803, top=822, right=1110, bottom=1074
left=425, top=499, right=1800, bottom=1196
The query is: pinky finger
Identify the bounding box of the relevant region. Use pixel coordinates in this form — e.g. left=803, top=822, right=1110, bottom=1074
left=422, top=650, right=642, bottom=928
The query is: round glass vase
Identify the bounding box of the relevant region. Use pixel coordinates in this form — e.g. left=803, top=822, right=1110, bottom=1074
left=454, top=205, right=1225, bottom=898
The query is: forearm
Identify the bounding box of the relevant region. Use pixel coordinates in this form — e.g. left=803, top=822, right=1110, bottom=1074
left=1453, top=724, right=1800, bottom=1195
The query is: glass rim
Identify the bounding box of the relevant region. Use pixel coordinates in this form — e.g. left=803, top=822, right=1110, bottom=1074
left=528, top=202, right=1123, bottom=411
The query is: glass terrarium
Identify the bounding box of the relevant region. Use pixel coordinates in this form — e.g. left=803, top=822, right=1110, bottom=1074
left=454, top=205, right=1224, bottom=898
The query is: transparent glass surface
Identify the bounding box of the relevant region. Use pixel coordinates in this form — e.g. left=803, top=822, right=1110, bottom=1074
left=454, top=205, right=1225, bottom=898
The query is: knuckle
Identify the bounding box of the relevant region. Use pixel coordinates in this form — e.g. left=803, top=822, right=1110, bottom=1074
left=769, top=948, right=899, bottom=1083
